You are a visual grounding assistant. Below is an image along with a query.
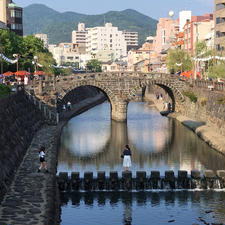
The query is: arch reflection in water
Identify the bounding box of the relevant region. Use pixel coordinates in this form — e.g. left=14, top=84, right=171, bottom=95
left=58, top=102, right=225, bottom=176
left=60, top=192, right=225, bottom=225
left=58, top=102, right=172, bottom=175
left=127, top=103, right=172, bottom=153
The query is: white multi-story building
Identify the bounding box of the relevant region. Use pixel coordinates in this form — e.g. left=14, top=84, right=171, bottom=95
left=86, top=23, right=127, bottom=60
left=48, top=43, right=91, bottom=68
left=123, top=31, right=139, bottom=51
left=35, top=33, right=48, bottom=48
left=72, top=23, right=87, bottom=54
left=179, top=10, right=192, bottom=31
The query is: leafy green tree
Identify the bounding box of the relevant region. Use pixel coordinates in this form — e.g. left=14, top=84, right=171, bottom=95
left=0, top=30, right=56, bottom=73
left=86, top=59, right=102, bottom=72
left=36, top=52, right=56, bottom=74
left=195, top=41, right=208, bottom=57
left=166, top=49, right=192, bottom=73
left=208, top=62, right=225, bottom=79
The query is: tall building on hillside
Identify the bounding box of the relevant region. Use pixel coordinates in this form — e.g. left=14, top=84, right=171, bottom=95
left=86, top=23, right=127, bottom=60
left=35, top=34, right=48, bottom=48
left=72, top=23, right=87, bottom=54
left=215, top=0, right=225, bottom=52
left=122, top=31, right=139, bottom=51
left=0, top=0, right=23, bottom=36
left=7, top=1, right=23, bottom=36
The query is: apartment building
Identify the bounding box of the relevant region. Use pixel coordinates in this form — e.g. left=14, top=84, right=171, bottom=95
left=86, top=23, right=127, bottom=60
left=0, top=0, right=23, bottom=36
left=182, top=14, right=214, bottom=55
left=35, top=34, right=48, bottom=48
left=153, top=18, right=179, bottom=54
left=48, top=43, right=91, bottom=67
left=215, top=0, right=225, bottom=52
left=122, top=31, right=139, bottom=51
left=72, top=23, right=87, bottom=54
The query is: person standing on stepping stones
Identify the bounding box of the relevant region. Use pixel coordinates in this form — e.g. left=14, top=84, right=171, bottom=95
left=38, top=146, right=48, bottom=173
left=122, top=145, right=132, bottom=171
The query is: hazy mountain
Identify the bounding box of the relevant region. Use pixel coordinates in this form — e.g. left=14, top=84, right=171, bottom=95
left=23, top=4, right=158, bottom=45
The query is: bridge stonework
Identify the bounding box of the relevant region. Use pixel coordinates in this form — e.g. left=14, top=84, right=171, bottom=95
left=27, top=73, right=187, bottom=122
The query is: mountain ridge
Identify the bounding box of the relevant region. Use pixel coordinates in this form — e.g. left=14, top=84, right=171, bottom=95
left=23, top=4, right=158, bottom=45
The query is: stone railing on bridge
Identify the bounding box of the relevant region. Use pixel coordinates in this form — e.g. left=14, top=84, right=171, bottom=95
left=192, top=80, right=225, bottom=92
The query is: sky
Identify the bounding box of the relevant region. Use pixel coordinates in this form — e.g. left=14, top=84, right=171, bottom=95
left=16, top=0, right=214, bottom=19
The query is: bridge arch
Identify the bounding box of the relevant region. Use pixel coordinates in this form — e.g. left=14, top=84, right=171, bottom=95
left=57, top=80, right=117, bottom=103
left=55, top=80, right=128, bottom=121
left=127, top=79, right=185, bottom=112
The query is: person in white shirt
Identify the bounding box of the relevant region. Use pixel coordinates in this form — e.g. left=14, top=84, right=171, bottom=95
left=38, top=146, right=48, bottom=173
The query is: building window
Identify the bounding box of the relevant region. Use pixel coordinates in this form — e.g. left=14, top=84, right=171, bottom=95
left=10, top=10, right=22, bottom=18
left=216, top=17, right=225, bottom=24
left=216, top=3, right=225, bottom=11
left=11, top=23, right=23, bottom=30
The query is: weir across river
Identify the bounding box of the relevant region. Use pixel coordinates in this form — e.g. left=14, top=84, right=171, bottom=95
left=57, top=170, right=225, bottom=192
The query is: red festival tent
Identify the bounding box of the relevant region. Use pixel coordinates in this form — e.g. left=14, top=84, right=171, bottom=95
left=181, top=70, right=200, bottom=79
left=15, top=71, right=30, bottom=76
left=3, top=71, right=13, bottom=76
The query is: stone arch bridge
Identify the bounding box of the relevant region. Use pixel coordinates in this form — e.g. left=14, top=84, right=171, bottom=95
left=26, top=72, right=187, bottom=122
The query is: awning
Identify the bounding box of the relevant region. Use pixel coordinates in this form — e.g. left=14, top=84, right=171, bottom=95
left=181, top=70, right=200, bottom=79
left=15, top=71, right=30, bottom=76
left=3, top=71, right=13, bottom=76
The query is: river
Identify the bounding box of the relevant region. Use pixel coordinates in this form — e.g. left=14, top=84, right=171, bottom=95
left=58, top=101, right=225, bottom=225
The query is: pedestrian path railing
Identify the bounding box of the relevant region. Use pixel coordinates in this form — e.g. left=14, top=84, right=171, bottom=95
left=24, top=89, right=59, bottom=124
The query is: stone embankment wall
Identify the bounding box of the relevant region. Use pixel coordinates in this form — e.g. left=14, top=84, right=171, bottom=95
left=181, top=87, right=225, bottom=136
left=0, top=91, right=43, bottom=202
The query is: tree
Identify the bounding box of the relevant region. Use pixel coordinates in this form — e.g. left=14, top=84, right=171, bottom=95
left=195, top=41, right=208, bottom=57
left=0, top=30, right=55, bottom=73
left=36, top=52, right=56, bottom=74
left=208, top=62, right=225, bottom=79
left=86, top=59, right=102, bottom=72
left=166, top=48, right=192, bottom=73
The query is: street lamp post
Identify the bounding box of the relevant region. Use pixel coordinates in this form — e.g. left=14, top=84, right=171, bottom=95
left=13, top=54, right=20, bottom=72
left=33, top=56, right=38, bottom=73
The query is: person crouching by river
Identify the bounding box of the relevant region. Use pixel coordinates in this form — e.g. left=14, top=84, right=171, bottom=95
left=38, top=146, right=48, bottom=173
left=122, top=145, right=132, bottom=171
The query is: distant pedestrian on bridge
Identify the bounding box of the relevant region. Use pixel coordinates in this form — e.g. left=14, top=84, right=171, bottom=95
left=38, top=146, right=48, bottom=173
left=67, top=101, right=72, bottom=111
left=122, top=145, right=132, bottom=171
